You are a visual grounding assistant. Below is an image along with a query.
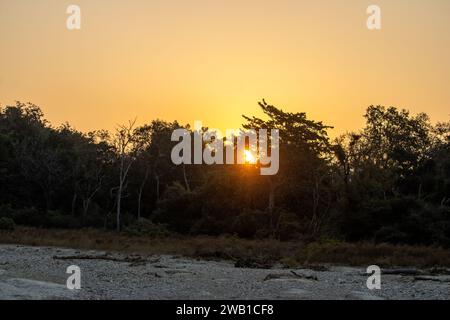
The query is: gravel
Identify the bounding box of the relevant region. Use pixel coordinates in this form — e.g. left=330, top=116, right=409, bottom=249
left=0, top=244, right=448, bottom=300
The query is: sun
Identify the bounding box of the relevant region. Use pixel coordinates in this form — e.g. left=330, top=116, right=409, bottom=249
left=244, top=150, right=257, bottom=164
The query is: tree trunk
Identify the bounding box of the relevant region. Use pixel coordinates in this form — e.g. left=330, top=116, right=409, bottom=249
left=418, top=183, right=422, bottom=200
left=117, top=182, right=122, bottom=232
left=268, top=177, right=275, bottom=213
left=137, top=168, right=149, bottom=220
left=137, top=189, right=143, bottom=220
left=71, top=193, right=77, bottom=215
left=155, top=173, right=160, bottom=201
left=183, top=164, right=190, bottom=192
left=310, top=175, right=321, bottom=236
left=82, top=199, right=90, bottom=225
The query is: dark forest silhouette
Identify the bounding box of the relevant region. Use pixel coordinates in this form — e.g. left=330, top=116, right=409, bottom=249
left=0, top=100, right=449, bottom=247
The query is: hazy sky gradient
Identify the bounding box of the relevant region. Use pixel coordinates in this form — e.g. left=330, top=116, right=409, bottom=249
left=1, top=0, right=449, bottom=135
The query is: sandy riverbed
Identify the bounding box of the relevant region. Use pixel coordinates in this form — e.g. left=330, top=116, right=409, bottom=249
left=0, top=244, right=449, bottom=300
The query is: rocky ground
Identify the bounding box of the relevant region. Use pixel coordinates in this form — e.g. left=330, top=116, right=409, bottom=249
left=0, top=244, right=449, bottom=300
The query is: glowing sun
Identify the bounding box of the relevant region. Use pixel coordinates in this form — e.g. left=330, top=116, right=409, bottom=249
left=244, top=150, right=257, bottom=164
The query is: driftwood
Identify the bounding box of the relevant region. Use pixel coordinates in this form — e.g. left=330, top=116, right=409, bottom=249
left=382, top=268, right=424, bottom=276
left=264, top=271, right=318, bottom=281
left=52, top=254, right=159, bottom=266
left=382, top=267, right=450, bottom=276
left=164, top=270, right=195, bottom=276
left=304, top=264, right=330, bottom=272
left=414, top=275, right=450, bottom=282
left=291, top=271, right=319, bottom=281
left=429, top=267, right=450, bottom=275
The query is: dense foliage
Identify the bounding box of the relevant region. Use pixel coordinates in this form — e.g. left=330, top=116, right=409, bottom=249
left=0, top=101, right=449, bottom=246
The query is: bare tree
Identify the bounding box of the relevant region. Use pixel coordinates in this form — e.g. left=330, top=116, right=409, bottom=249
left=136, top=167, right=149, bottom=220
left=79, top=171, right=104, bottom=222
left=113, top=120, right=137, bottom=232
left=132, top=124, right=153, bottom=220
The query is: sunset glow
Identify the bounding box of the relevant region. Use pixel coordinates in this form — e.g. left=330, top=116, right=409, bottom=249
left=0, top=1, right=449, bottom=302
left=244, top=150, right=257, bottom=164
left=1, top=0, right=449, bottom=134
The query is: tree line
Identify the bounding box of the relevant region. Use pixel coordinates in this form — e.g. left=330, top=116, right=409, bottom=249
left=0, top=100, right=449, bottom=247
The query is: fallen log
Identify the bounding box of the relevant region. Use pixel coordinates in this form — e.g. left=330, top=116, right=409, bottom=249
left=303, top=264, right=330, bottom=272
left=382, top=268, right=424, bottom=276
left=263, top=271, right=318, bottom=281
left=291, top=271, right=319, bottom=281
left=414, top=275, right=450, bottom=282
left=52, top=254, right=159, bottom=266
left=428, top=267, right=450, bottom=275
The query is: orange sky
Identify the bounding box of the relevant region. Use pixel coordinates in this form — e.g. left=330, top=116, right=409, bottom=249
left=1, top=0, right=449, bottom=136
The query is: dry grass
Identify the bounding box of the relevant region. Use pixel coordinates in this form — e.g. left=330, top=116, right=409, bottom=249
left=1, top=227, right=450, bottom=268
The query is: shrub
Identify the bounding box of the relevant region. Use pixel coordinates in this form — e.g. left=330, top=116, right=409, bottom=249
left=0, top=217, right=15, bottom=230
left=153, top=183, right=202, bottom=233
left=124, top=218, right=170, bottom=237
left=232, top=209, right=268, bottom=238
left=45, top=210, right=81, bottom=229
left=0, top=205, right=45, bottom=226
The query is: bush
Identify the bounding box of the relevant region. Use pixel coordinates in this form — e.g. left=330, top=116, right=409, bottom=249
left=231, top=208, right=303, bottom=240
left=374, top=226, right=409, bottom=244
left=231, top=209, right=268, bottom=238
left=124, top=218, right=170, bottom=237
left=45, top=210, right=81, bottom=229
left=0, top=217, right=15, bottom=230
left=0, top=204, right=45, bottom=226
left=153, top=183, right=202, bottom=233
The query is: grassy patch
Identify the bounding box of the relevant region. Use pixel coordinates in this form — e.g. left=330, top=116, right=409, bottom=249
left=1, top=227, right=450, bottom=268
